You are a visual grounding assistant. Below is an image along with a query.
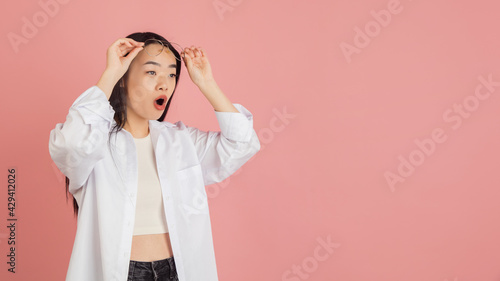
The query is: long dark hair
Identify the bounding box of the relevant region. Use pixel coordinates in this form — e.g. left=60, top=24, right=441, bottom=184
left=65, top=31, right=182, bottom=218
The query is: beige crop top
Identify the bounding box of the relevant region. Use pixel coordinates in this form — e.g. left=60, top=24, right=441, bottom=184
left=132, top=132, right=169, bottom=235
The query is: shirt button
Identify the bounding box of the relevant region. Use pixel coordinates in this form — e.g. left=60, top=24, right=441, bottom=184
left=166, top=196, right=170, bottom=201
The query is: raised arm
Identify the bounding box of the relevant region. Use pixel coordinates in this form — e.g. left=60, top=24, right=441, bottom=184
left=185, top=103, right=260, bottom=186
left=180, top=45, right=261, bottom=185
left=48, top=85, right=115, bottom=193
left=48, top=38, right=144, bottom=194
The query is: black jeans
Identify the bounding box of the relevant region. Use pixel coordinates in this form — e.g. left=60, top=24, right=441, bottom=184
left=127, top=256, right=178, bottom=281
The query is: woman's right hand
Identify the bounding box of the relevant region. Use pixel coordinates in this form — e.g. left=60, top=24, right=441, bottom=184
left=97, top=38, right=144, bottom=99
left=105, top=38, right=144, bottom=80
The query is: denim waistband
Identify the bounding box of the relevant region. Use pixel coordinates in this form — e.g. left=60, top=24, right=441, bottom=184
left=129, top=256, right=177, bottom=279
left=130, top=256, right=175, bottom=267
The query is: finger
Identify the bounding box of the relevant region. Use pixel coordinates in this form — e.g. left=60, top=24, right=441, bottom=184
left=125, top=38, right=142, bottom=45
left=129, top=39, right=144, bottom=45
left=118, top=38, right=143, bottom=50
left=116, top=39, right=133, bottom=50
left=195, top=47, right=204, bottom=57
left=125, top=46, right=144, bottom=60
left=183, top=50, right=191, bottom=60
left=193, top=48, right=201, bottom=57
left=182, top=51, right=190, bottom=66
left=184, top=48, right=193, bottom=58
left=119, top=43, right=132, bottom=52
left=116, top=38, right=132, bottom=47
left=133, top=41, right=144, bottom=47
left=119, top=44, right=136, bottom=56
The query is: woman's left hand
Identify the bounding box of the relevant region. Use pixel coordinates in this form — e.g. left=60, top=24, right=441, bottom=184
left=181, top=46, right=215, bottom=89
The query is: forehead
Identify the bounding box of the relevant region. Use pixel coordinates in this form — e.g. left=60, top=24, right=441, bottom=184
left=134, top=45, right=178, bottom=68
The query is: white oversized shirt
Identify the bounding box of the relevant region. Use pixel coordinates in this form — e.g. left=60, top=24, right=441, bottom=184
left=48, top=85, right=261, bottom=281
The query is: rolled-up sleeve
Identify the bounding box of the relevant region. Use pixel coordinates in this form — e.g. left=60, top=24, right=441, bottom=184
left=185, top=103, right=261, bottom=185
left=48, top=86, right=115, bottom=194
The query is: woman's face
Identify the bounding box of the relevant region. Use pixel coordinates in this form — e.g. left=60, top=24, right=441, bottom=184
left=124, top=42, right=178, bottom=121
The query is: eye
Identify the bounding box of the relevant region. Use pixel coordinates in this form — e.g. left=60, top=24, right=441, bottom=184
left=147, top=71, right=156, bottom=75
left=169, top=73, right=177, bottom=78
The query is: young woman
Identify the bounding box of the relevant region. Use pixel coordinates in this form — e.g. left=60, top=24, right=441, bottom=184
left=48, top=32, right=260, bottom=281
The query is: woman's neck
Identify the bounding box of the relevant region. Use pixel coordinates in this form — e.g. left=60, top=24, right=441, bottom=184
left=123, top=119, right=150, bottom=138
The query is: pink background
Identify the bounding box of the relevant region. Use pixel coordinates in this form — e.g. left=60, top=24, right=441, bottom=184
left=2, top=0, right=500, bottom=280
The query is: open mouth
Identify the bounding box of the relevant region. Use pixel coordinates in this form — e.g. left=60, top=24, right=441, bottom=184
left=155, top=98, right=165, bottom=105
left=154, top=95, right=168, bottom=110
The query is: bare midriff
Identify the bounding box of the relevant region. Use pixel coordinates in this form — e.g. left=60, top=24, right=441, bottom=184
left=130, top=233, right=173, bottom=262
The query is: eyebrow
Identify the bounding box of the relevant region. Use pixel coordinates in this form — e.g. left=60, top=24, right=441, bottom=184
left=143, top=61, right=177, bottom=68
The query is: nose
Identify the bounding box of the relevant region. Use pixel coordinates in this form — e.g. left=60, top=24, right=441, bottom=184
left=156, top=75, right=170, bottom=91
